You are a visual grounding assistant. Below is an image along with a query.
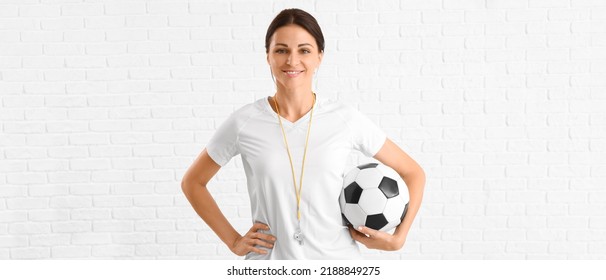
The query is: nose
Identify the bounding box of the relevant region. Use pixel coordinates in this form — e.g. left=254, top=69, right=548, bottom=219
left=286, top=53, right=299, bottom=66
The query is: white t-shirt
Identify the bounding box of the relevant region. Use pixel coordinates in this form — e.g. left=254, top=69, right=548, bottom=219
left=206, top=96, right=387, bottom=260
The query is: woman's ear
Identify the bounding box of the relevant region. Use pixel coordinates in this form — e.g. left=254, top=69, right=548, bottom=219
left=318, top=51, right=324, bottom=66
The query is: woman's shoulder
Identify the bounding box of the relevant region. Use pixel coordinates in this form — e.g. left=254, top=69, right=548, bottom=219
left=318, top=97, right=361, bottom=119
left=225, top=97, right=266, bottom=118
left=218, top=97, right=267, bottom=130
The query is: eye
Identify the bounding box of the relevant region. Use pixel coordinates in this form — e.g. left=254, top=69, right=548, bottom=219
left=301, top=49, right=311, bottom=54
left=275, top=49, right=287, bottom=54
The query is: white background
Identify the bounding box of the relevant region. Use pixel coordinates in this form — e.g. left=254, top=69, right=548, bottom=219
left=1, top=0, right=605, bottom=259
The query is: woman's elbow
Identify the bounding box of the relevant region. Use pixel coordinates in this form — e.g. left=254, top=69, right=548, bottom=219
left=181, top=178, right=207, bottom=195
left=401, top=164, right=425, bottom=188
left=181, top=179, right=196, bottom=197
left=417, top=165, right=426, bottom=181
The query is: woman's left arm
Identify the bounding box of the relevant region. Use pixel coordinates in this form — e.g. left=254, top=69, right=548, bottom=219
left=349, top=138, right=426, bottom=251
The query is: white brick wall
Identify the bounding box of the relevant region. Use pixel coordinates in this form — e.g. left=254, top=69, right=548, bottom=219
left=1, top=0, right=605, bottom=260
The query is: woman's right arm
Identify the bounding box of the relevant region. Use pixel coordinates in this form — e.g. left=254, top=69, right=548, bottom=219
left=181, top=149, right=275, bottom=256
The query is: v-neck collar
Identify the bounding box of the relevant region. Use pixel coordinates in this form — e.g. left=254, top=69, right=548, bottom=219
left=263, top=95, right=318, bottom=127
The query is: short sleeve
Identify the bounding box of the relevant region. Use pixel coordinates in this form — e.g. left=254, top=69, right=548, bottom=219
left=205, top=113, right=241, bottom=167
left=349, top=108, right=387, bottom=157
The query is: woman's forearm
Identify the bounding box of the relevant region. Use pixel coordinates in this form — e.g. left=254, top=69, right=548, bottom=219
left=181, top=181, right=241, bottom=250
left=394, top=168, right=425, bottom=242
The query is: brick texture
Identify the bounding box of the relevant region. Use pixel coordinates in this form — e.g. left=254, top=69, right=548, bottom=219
left=1, top=0, right=605, bottom=260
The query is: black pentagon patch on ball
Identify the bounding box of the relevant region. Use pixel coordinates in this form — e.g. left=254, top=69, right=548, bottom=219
left=344, top=182, right=363, bottom=204
left=401, top=202, right=409, bottom=221
left=378, top=176, right=399, bottom=198
left=365, top=214, right=388, bottom=230
left=357, top=163, right=379, bottom=170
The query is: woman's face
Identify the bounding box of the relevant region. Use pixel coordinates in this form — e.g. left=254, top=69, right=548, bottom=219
left=267, top=24, right=323, bottom=91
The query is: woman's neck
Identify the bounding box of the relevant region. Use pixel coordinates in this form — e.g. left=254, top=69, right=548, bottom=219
left=271, top=87, right=315, bottom=122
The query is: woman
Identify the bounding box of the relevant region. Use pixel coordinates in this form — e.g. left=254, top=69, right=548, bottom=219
left=181, top=8, right=425, bottom=260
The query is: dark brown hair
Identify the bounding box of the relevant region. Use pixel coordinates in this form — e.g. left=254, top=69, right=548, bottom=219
left=265, top=8, right=325, bottom=53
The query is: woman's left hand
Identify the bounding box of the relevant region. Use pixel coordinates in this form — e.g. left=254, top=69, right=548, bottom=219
left=348, top=225, right=405, bottom=251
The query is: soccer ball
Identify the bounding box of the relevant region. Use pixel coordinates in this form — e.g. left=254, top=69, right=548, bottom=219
left=339, top=163, right=409, bottom=232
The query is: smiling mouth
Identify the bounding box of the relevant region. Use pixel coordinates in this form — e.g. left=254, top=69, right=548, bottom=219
left=283, top=70, right=304, bottom=77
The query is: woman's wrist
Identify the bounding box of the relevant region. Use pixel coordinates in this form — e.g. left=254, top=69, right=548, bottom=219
left=228, top=235, right=242, bottom=252
left=395, top=235, right=406, bottom=248
left=392, top=228, right=408, bottom=248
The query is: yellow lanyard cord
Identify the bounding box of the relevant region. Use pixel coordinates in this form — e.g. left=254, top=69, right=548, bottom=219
left=273, top=93, right=315, bottom=221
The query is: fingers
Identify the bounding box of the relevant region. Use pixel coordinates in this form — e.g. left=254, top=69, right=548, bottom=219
left=250, top=236, right=274, bottom=250
left=252, top=231, right=276, bottom=244
left=349, top=225, right=391, bottom=250
left=349, top=227, right=374, bottom=249
left=249, top=222, right=270, bottom=233
left=356, top=226, right=379, bottom=238
left=249, top=223, right=276, bottom=244
left=238, top=223, right=276, bottom=255
left=348, top=225, right=367, bottom=242
left=350, top=226, right=403, bottom=251
left=252, top=248, right=267, bottom=254
left=246, top=239, right=270, bottom=255
left=235, top=236, right=272, bottom=255
left=348, top=225, right=372, bottom=239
